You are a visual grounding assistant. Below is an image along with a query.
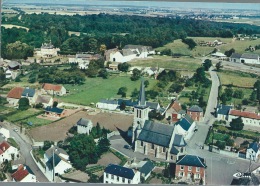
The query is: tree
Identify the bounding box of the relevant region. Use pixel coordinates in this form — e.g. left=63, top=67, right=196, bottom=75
left=88, top=38, right=98, bottom=53
left=203, top=59, right=212, bottom=71
left=253, top=80, right=260, bottom=104
left=117, top=87, right=127, bottom=97
left=119, top=101, right=126, bottom=110
left=118, top=62, right=131, bottom=72
left=230, top=117, right=244, bottom=131
left=233, top=90, right=244, bottom=99
left=144, top=80, right=149, bottom=88
left=53, top=101, right=58, bottom=108
left=224, top=48, right=235, bottom=57
left=182, top=38, right=197, bottom=50
left=42, top=141, right=54, bottom=151
left=18, top=98, right=30, bottom=110
left=215, top=61, right=223, bottom=72
left=96, top=137, right=110, bottom=155
left=4, top=41, right=33, bottom=60
left=99, top=44, right=107, bottom=55
left=99, top=69, right=109, bottom=79
left=0, top=68, right=6, bottom=83
left=68, top=134, right=99, bottom=171
left=168, top=83, right=184, bottom=93
left=131, top=68, right=141, bottom=81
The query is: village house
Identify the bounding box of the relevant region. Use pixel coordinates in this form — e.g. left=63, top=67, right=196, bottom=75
left=246, top=142, right=260, bottom=161
left=7, top=87, right=24, bottom=106
left=103, top=164, right=141, bottom=184
left=174, top=114, right=196, bottom=141
left=12, top=164, right=36, bottom=182
left=35, top=95, right=53, bottom=108
left=165, top=101, right=186, bottom=122
left=76, top=118, right=93, bottom=135
left=132, top=80, right=187, bottom=162
left=45, top=106, right=66, bottom=118
left=228, top=109, right=260, bottom=126
left=44, top=146, right=69, bottom=163
left=211, top=52, right=227, bottom=60
left=0, top=141, right=19, bottom=164
left=229, top=53, right=242, bottom=63
left=41, top=83, right=66, bottom=96
left=187, top=105, right=204, bottom=122
left=240, top=53, right=259, bottom=64
left=21, top=87, right=38, bottom=105
left=35, top=41, right=60, bottom=58
left=96, top=99, right=118, bottom=111
left=68, top=53, right=102, bottom=69
left=216, top=104, right=233, bottom=121
left=175, top=154, right=207, bottom=184
left=127, top=160, right=155, bottom=181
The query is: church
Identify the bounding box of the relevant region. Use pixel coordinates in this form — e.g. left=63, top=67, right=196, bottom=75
left=132, top=79, right=187, bottom=162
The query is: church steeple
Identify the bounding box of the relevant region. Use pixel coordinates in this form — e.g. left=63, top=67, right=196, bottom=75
left=138, top=78, right=146, bottom=106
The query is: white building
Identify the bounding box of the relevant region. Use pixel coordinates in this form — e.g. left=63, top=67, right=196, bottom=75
left=229, top=53, right=242, bottom=63
left=240, top=53, right=259, bottom=64
left=216, top=104, right=233, bottom=121
left=0, top=128, right=10, bottom=139
left=96, top=99, right=118, bottom=110
left=77, top=118, right=93, bottom=135
left=12, top=164, right=36, bottom=182
left=228, top=109, right=260, bottom=126
left=246, top=142, right=260, bottom=161
left=0, top=141, right=19, bottom=164
left=36, top=41, right=60, bottom=58
left=174, top=114, right=196, bottom=141
left=41, top=83, right=66, bottom=96
left=103, top=164, right=141, bottom=184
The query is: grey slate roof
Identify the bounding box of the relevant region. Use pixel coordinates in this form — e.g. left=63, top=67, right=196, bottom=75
left=173, top=134, right=186, bottom=147
left=249, top=142, right=259, bottom=153
left=105, top=164, right=135, bottom=179
left=184, top=114, right=194, bottom=124
left=22, top=88, right=35, bottom=97
left=45, top=146, right=68, bottom=159
left=139, top=161, right=155, bottom=177
left=99, top=99, right=118, bottom=105
left=77, top=118, right=92, bottom=127
left=170, top=145, right=179, bottom=155
left=230, top=53, right=242, bottom=59
left=45, top=106, right=64, bottom=114
left=137, top=120, right=174, bottom=147
left=176, top=154, right=207, bottom=168
left=137, top=79, right=147, bottom=107
left=241, top=53, right=259, bottom=59
left=217, top=104, right=233, bottom=115
left=46, top=154, right=61, bottom=170
left=122, top=49, right=135, bottom=56
left=117, top=99, right=137, bottom=107
left=175, top=117, right=192, bottom=131
left=188, top=105, right=203, bottom=112
left=146, top=102, right=160, bottom=110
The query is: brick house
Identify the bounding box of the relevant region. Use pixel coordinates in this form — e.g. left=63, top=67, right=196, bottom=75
left=187, top=105, right=204, bottom=122
left=175, top=154, right=207, bottom=184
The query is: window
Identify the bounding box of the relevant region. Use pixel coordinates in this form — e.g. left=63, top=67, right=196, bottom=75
left=128, top=180, right=131, bottom=184
left=179, top=172, right=184, bottom=177
left=111, top=175, right=114, bottom=179
left=151, top=144, right=154, bottom=149
left=180, top=166, right=184, bottom=170
left=106, top=173, right=108, bottom=178
left=141, top=141, right=143, bottom=147
left=196, top=167, right=200, bottom=172
left=163, top=147, right=166, bottom=152
left=122, top=178, right=125, bottom=182
left=196, top=173, right=200, bottom=179
left=188, top=166, right=192, bottom=171
left=117, top=176, right=119, bottom=181
left=171, top=156, right=173, bottom=160
left=106, top=181, right=108, bottom=183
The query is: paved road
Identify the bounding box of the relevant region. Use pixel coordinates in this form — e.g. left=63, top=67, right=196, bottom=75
left=1, top=122, right=49, bottom=182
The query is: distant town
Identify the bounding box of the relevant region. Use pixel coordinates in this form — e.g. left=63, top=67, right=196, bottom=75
left=0, top=1, right=260, bottom=185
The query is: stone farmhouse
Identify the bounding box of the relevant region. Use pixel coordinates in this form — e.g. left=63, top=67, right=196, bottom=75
left=41, top=83, right=67, bottom=96
left=35, top=41, right=60, bottom=58
left=230, top=52, right=260, bottom=64
left=103, top=164, right=141, bottom=184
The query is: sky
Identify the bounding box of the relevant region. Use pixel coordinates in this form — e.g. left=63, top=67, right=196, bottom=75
left=5, top=0, right=260, bottom=10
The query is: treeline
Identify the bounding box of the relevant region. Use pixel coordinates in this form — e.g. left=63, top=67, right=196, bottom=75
left=2, top=13, right=260, bottom=56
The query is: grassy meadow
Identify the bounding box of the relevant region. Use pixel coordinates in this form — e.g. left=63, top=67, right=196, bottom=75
left=60, top=75, right=158, bottom=105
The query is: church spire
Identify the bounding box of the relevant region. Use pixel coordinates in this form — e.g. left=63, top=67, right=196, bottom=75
left=138, top=78, right=146, bottom=106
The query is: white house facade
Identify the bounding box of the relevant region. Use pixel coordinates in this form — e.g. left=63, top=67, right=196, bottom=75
left=240, top=53, right=259, bottom=64
left=0, top=141, right=19, bottom=164
left=96, top=99, right=118, bottom=110
left=77, top=118, right=93, bottom=135
left=103, top=164, right=141, bottom=184
left=246, top=142, right=260, bottom=161
left=174, top=114, right=196, bottom=141
left=228, top=109, right=260, bottom=126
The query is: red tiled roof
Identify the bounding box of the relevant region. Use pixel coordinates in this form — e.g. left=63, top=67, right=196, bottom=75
left=7, top=87, right=24, bottom=99
left=229, top=109, right=260, bottom=120
left=42, top=83, right=62, bottom=91
left=171, top=101, right=182, bottom=112
left=12, top=165, right=29, bottom=182
left=0, top=141, right=11, bottom=155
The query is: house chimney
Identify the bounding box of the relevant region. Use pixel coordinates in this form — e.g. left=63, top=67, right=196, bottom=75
left=3, top=146, right=5, bottom=151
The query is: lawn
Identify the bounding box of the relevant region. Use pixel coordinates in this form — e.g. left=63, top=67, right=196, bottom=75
left=60, top=76, right=158, bottom=105
left=218, top=70, right=257, bottom=88
left=130, top=55, right=201, bottom=71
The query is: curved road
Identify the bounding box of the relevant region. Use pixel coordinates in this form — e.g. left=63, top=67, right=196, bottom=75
left=1, top=122, right=49, bottom=182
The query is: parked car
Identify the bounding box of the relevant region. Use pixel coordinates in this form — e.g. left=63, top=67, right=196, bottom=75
left=124, top=145, right=132, bottom=149
left=13, top=128, right=19, bottom=132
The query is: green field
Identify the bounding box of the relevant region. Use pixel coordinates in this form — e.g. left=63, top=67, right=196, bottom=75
left=218, top=70, right=257, bottom=88
left=130, top=55, right=201, bottom=71
left=60, top=75, right=158, bottom=105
